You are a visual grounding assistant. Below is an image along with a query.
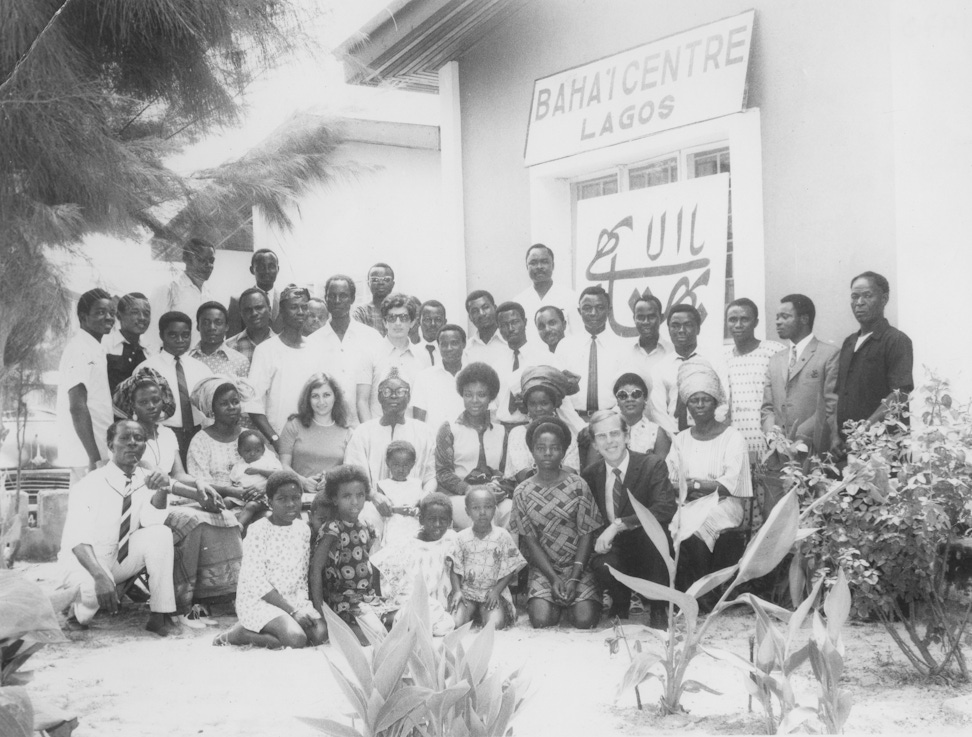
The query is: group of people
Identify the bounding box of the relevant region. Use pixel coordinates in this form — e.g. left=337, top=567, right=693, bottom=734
left=55, top=236, right=913, bottom=643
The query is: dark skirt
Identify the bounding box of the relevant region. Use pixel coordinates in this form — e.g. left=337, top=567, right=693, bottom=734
left=166, top=506, right=243, bottom=613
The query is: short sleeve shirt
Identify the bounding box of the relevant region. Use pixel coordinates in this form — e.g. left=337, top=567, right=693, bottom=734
left=56, top=331, right=113, bottom=466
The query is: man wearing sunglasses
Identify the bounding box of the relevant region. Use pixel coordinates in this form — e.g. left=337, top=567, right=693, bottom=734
left=355, top=293, right=432, bottom=422
left=353, top=263, right=396, bottom=336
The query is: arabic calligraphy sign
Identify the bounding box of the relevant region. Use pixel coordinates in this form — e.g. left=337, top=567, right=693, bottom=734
left=576, top=174, right=729, bottom=356
left=524, top=11, right=754, bottom=166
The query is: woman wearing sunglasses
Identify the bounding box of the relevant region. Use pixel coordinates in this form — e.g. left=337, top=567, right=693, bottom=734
left=612, top=372, right=671, bottom=459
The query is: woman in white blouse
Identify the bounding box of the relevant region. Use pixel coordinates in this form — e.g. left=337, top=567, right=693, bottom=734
left=612, top=372, right=670, bottom=458
left=666, top=358, right=752, bottom=591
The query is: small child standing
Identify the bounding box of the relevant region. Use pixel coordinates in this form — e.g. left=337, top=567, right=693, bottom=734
left=449, top=487, right=526, bottom=630
left=213, top=470, right=325, bottom=648
left=230, top=430, right=282, bottom=529
left=375, top=440, right=425, bottom=548
left=372, top=492, right=458, bottom=635
left=310, top=465, right=387, bottom=643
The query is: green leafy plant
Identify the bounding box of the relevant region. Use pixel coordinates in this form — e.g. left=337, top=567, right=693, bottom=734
left=0, top=570, right=68, bottom=737
left=799, top=374, right=972, bottom=682
left=608, top=475, right=808, bottom=715
left=305, top=574, right=529, bottom=737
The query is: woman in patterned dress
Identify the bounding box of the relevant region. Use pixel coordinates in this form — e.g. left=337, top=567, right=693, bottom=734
left=509, top=417, right=602, bottom=629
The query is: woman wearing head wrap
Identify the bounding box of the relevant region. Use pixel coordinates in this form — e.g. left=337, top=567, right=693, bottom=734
left=185, top=375, right=259, bottom=504
left=666, top=358, right=752, bottom=591
left=113, top=368, right=243, bottom=626
left=503, top=365, right=582, bottom=483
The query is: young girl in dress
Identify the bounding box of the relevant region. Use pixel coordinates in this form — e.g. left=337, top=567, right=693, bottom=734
left=375, top=440, right=425, bottom=548
left=371, top=492, right=458, bottom=635
left=449, top=487, right=526, bottom=630
left=309, top=465, right=386, bottom=643
left=213, top=470, right=325, bottom=648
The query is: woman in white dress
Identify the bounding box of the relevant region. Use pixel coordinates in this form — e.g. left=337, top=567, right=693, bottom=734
left=612, top=372, right=670, bottom=458
left=666, top=358, right=752, bottom=590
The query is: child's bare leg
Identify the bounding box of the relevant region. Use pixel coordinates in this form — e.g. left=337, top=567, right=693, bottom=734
left=238, top=501, right=265, bottom=532
left=569, top=600, right=600, bottom=630
left=453, top=599, right=478, bottom=627
left=219, top=622, right=281, bottom=649
left=304, top=618, right=327, bottom=646
left=484, top=602, right=509, bottom=630
left=527, top=598, right=561, bottom=628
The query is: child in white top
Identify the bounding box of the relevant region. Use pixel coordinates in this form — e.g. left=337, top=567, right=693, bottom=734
left=230, top=430, right=282, bottom=529
left=375, top=440, right=425, bottom=548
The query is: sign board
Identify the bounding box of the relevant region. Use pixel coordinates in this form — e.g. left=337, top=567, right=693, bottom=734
left=524, top=11, right=754, bottom=166
left=575, top=175, right=729, bottom=357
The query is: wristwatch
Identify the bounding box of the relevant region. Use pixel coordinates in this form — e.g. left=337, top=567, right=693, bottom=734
left=692, top=481, right=702, bottom=491
left=270, top=433, right=280, bottom=443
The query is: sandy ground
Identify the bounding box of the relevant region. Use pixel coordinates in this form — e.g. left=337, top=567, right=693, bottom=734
left=13, top=560, right=972, bottom=737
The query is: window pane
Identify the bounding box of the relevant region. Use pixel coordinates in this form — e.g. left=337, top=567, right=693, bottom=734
left=576, top=174, right=619, bottom=201
left=691, top=147, right=733, bottom=338
left=629, top=157, right=677, bottom=190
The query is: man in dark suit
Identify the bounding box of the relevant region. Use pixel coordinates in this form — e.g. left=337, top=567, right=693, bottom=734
left=582, top=411, right=676, bottom=627
left=760, top=294, right=839, bottom=514
left=226, top=249, right=282, bottom=335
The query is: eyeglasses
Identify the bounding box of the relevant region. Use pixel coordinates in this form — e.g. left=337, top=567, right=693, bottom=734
left=615, top=389, right=644, bottom=401
left=369, top=277, right=394, bottom=285
left=379, top=387, right=410, bottom=398
left=384, top=313, right=411, bottom=323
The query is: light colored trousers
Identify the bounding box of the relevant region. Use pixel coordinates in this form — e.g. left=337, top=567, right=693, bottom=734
left=63, top=525, right=176, bottom=623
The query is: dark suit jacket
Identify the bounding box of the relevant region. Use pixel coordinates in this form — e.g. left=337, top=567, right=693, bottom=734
left=227, top=287, right=282, bottom=336
left=761, top=337, right=839, bottom=454
left=582, top=450, right=676, bottom=533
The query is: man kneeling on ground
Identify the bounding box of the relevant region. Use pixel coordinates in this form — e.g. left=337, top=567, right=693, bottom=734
left=59, top=419, right=177, bottom=636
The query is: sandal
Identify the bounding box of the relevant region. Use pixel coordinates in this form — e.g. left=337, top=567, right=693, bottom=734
left=212, top=631, right=231, bottom=647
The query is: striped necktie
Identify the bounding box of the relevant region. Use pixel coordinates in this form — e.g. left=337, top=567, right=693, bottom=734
left=788, top=345, right=798, bottom=379
left=612, top=468, right=625, bottom=520
left=117, top=474, right=134, bottom=563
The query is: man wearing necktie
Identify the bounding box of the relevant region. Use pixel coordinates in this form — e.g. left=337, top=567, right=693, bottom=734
left=493, top=301, right=547, bottom=425
left=761, top=294, right=840, bottom=511
left=583, top=412, right=676, bottom=627
left=59, top=420, right=177, bottom=636
left=559, top=286, right=623, bottom=421
left=419, top=300, right=448, bottom=365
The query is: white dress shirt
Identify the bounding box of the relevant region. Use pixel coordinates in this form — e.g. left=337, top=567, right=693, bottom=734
left=493, top=340, right=550, bottom=423
left=56, top=331, right=114, bottom=466
left=647, top=348, right=730, bottom=436
left=558, top=329, right=626, bottom=413
left=356, top=338, right=433, bottom=418
left=344, top=417, right=437, bottom=492
left=412, top=364, right=465, bottom=429
left=793, top=333, right=815, bottom=362
left=463, top=330, right=509, bottom=369
left=513, top=281, right=577, bottom=343
left=316, top=320, right=383, bottom=400
left=59, top=462, right=169, bottom=565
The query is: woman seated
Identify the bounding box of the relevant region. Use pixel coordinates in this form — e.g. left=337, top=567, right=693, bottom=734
left=435, top=362, right=509, bottom=529
left=666, top=359, right=753, bottom=590
left=504, top=366, right=582, bottom=483
left=613, top=372, right=671, bottom=458
left=112, top=369, right=242, bottom=625
left=278, top=372, right=354, bottom=507
left=509, top=417, right=601, bottom=630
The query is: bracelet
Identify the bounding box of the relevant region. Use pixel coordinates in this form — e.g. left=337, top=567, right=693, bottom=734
left=567, top=577, right=581, bottom=584
left=288, top=609, right=299, bottom=617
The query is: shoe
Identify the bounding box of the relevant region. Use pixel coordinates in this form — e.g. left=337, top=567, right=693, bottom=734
left=649, top=607, right=668, bottom=630
left=629, top=595, right=646, bottom=615
left=187, top=604, right=217, bottom=626
left=607, top=601, right=630, bottom=620
left=601, top=592, right=613, bottom=613
left=174, top=614, right=206, bottom=630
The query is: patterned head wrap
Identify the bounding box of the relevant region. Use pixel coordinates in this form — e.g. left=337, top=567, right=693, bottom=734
left=677, top=357, right=724, bottom=404
left=112, top=367, right=176, bottom=422
left=279, top=283, right=310, bottom=304
left=190, top=374, right=256, bottom=418
left=519, top=365, right=578, bottom=405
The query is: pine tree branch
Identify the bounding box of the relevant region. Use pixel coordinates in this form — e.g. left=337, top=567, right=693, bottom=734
left=0, top=0, right=78, bottom=100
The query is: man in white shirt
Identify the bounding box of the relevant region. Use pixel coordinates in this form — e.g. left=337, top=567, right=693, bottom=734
left=246, top=285, right=347, bottom=449
left=418, top=300, right=447, bottom=366
left=557, top=286, right=625, bottom=419
left=355, top=293, right=432, bottom=422
left=492, top=301, right=549, bottom=425
left=226, top=249, right=282, bottom=335
left=59, top=419, right=175, bottom=635
left=462, top=290, right=508, bottom=368
left=648, top=304, right=729, bottom=437
left=513, top=243, right=576, bottom=344
left=413, top=324, right=467, bottom=428
left=150, top=238, right=218, bottom=346
left=104, top=292, right=153, bottom=398
left=135, top=311, right=213, bottom=465
left=616, top=294, right=671, bottom=405
left=57, top=288, right=116, bottom=475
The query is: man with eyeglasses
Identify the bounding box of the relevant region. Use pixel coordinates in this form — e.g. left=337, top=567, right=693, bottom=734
left=246, top=285, right=348, bottom=451
left=353, top=263, right=396, bottom=336
left=354, top=293, right=432, bottom=423
left=345, top=369, right=438, bottom=536
left=557, top=286, right=625, bottom=420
